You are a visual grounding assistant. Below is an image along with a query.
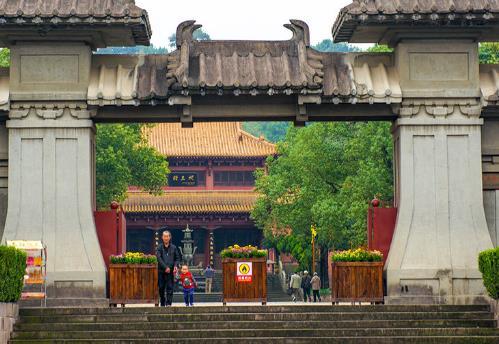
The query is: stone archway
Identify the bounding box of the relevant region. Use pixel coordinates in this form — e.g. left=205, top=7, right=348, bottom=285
left=0, top=0, right=498, bottom=305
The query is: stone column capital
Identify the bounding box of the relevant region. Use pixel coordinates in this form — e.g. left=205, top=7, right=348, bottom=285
left=6, top=103, right=97, bottom=129
left=392, top=99, right=484, bottom=127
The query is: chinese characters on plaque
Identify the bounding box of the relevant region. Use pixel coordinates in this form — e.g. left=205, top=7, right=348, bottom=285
left=168, top=172, right=198, bottom=187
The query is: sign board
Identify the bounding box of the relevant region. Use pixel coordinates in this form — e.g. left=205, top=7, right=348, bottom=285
left=7, top=240, right=44, bottom=250
left=168, top=172, right=198, bottom=187
left=236, top=262, right=253, bottom=282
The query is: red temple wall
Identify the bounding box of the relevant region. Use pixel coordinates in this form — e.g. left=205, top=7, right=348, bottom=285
left=94, top=209, right=126, bottom=270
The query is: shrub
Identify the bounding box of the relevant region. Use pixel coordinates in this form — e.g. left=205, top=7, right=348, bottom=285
left=0, top=245, right=27, bottom=302
left=220, top=245, right=267, bottom=259
left=478, top=247, right=499, bottom=300
left=332, top=247, right=383, bottom=262
left=110, top=252, right=157, bottom=265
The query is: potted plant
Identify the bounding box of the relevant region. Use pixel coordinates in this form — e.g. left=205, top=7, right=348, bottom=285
left=109, top=252, right=158, bottom=307
left=331, top=247, right=384, bottom=304
left=221, top=245, right=267, bottom=305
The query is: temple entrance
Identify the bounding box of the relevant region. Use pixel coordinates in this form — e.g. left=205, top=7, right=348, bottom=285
left=0, top=0, right=497, bottom=306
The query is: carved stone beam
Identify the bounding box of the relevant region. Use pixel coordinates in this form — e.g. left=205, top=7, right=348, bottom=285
left=168, top=95, right=192, bottom=128
left=296, top=95, right=321, bottom=126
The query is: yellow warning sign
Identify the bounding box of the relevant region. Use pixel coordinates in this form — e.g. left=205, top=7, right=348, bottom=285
left=236, top=262, right=253, bottom=282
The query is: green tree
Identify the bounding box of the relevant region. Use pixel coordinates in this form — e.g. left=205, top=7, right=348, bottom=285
left=479, top=43, right=499, bottom=64
left=95, top=124, right=169, bottom=209
left=96, top=45, right=168, bottom=55
left=313, top=40, right=360, bottom=53
left=252, top=122, right=393, bottom=268
left=0, top=48, right=9, bottom=67
left=242, top=122, right=290, bottom=142
left=366, top=44, right=393, bottom=53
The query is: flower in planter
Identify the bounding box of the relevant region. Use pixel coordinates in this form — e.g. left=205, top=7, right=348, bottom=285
left=221, top=245, right=267, bottom=259
left=332, top=247, right=383, bottom=262
left=110, top=252, right=158, bottom=264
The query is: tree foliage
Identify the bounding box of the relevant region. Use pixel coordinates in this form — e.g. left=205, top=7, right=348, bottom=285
left=96, top=45, right=168, bottom=55
left=96, top=124, right=169, bottom=209
left=0, top=48, right=9, bottom=67
left=479, top=43, right=499, bottom=64
left=251, top=122, right=393, bottom=268
left=242, top=122, right=290, bottom=142
left=313, top=40, right=360, bottom=53
left=366, top=44, right=393, bottom=53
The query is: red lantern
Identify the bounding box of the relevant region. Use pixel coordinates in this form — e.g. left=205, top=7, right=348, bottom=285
left=110, top=201, right=120, bottom=210
left=371, top=198, right=380, bottom=208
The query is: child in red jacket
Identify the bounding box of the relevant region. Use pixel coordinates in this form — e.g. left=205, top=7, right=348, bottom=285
left=179, top=264, right=197, bottom=306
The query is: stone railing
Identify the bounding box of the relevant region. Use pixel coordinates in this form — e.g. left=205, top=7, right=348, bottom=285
left=0, top=303, right=18, bottom=343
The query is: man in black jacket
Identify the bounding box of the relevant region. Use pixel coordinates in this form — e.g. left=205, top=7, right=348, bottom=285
left=156, top=230, right=181, bottom=306
left=301, top=270, right=312, bottom=302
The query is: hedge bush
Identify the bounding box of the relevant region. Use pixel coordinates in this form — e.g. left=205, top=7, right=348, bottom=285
left=478, top=247, right=499, bottom=300
left=0, top=245, right=27, bottom=302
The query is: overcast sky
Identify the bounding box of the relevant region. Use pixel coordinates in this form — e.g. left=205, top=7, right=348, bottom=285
left=135, top=0, right=353, bottom=47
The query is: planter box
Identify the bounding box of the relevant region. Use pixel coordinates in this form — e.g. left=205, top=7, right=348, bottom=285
left=331, top=261, right=383, bottom=304
left=109, top=264, right=158, bottom=306
left=222, top=258, right=267, bottom=305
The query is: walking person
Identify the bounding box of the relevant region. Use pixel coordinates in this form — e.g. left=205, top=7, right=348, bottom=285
left=301, top=270, right=312, bottom=302
left=179, top=264, right=197, bottom=306
left=311, top=272, right=321, bottom=302
left=203, top=265, right=215, bottom=294
left=289, top=271, right=302, bottom=302
left=156, top=230, right=181, bottom=307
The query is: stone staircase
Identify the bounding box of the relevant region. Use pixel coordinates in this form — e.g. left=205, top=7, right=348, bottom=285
left=10, top=304, right=499, bottom=343
left=267, top=274, right=291, bottom=302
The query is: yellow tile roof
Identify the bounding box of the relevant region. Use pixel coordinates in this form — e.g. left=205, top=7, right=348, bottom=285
left=145, top=122, right=276, bottom=158
left=123, top=190, right=258, bottom=214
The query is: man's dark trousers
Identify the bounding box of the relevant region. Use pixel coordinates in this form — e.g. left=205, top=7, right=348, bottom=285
left=303, top=287, right=311, bottom=302
left=159, top=271, right=174, bottom=306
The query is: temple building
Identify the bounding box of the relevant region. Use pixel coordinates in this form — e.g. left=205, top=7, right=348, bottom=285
left=123, top=122, right=276, bottom=268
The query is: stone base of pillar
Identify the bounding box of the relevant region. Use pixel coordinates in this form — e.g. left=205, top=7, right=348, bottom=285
left=2, top=107, right=107, bottom=303
left=386, top=102, right=494, bottom=305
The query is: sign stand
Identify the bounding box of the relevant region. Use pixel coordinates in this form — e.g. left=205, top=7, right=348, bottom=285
left=7, top=241, right=47, bottom=307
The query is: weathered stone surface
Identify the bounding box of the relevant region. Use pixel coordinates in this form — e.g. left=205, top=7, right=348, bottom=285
left=1, top=106, right=106, bottom=301
left=386, top=101, right=494, bottom=304
left=10, top=305, right=499, bottom=342
left=0, top=303, right=18, bottom=344
left=333, top=0, right=499, bottom=43
left=10, top=43, right=91, bottom=102
left=0, top=0, right=150, bottom=47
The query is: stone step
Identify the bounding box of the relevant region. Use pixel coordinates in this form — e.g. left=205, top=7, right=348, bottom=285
left=18, top=304, right=491, bottom=316
left=17, top=311, right=495, bottom=324
left=14, top=319, right=497, bottom=332
left=172, top=293, right=222, bottom=303
left=9, top=337, right=499, bottom=344
left=10, top=328, right=499, bottom=340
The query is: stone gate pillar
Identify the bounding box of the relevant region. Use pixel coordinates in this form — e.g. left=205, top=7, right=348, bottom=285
left=0, top=42, right=107, bottom=303
left=2, top=105, right=106, bottom=302
left=385, top=40, right=494, bottom=304
left=387, top=101, right=494, bottom=304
